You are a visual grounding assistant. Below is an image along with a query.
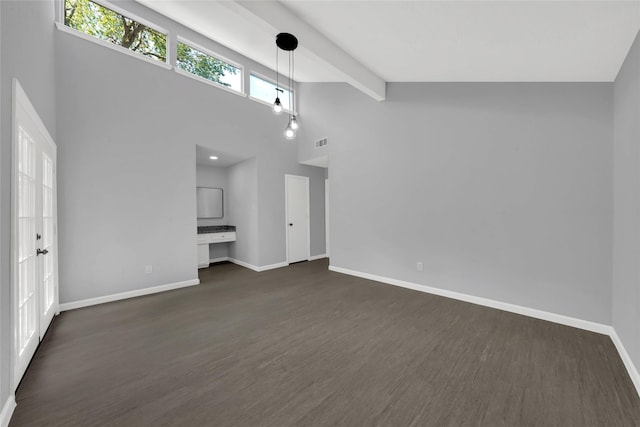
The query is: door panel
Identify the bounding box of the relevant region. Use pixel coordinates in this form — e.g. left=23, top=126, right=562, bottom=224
left=13, top=79, right=58, bottom=388
left=15, top=124, right=39, bottom=384
left=40, top=150, right=56, bottom=334
left=286, top=175, right=310, bottom=263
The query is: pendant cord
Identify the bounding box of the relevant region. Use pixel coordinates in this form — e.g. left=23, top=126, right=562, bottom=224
left=289, top=50, right=293, bottom=118
left=291, top=49, right=295, bottom=115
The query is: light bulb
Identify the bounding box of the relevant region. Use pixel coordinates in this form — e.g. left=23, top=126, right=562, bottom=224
left=290, top=115, right=299, bottom=130
left=284, top=121, right=296, bottom=140
left=273, top=97, right=283, bottom=114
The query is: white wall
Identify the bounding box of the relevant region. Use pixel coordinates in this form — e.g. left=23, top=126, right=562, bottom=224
left=299, top=82, right=613, bottom=324
left=1, top=0, right=57, bottom=409
left=613, top=30, right=640, bottom=372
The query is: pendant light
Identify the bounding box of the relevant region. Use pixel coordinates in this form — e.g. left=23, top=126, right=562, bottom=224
left=275, top=33, right=299, bottom=139
left=272, top=45, right=283, bottom=114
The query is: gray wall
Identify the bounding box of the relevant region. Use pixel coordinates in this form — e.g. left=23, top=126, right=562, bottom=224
left=227, top=157, right=259, bottom=266
left=0, top=0, right=57, bottom=409
left=299, top=82, right=613, bottom=324
left=258, top=151, right=326, bottom=266
left=55, top=1, right=326, bottom=303
left=196, top=163, right=229, bottom=260
left=613, top=30, right=640, bottom=372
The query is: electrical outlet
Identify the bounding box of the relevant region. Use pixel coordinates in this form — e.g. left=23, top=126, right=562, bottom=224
left=145, top=265, right=153, bottom=274
left=417, top=262, right=423, bottom=271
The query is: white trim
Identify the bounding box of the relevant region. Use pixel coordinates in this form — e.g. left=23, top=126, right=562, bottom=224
left=204, top=257, right=288, bottom=272
left=226, top=258, right=259, bottom=271
left=610, top=329, right=640, bottom=397
left=174, top=67, right=246, bottom=98
left=0, top=396, right=16, bottom=427
left=309, top=254, right=327, bottom=261
left=257, top=261, right=288, bottom=272
left=55, top=23, right=172, bottom=71
left=228, top=258, right=288, bottom=272
left=325, top=179, right=330, bottom=258
left=59, top=279, right=200, bottom=311
left=56, top=0, right=65, bottom=24
left=328, top=265, right=611, bottom=335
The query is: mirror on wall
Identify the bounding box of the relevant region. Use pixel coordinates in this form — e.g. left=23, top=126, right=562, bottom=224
left=197, top=187, right=223, bottom=218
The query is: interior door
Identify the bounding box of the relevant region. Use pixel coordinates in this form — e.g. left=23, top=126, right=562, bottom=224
left=286, top=174, right=310, bottom=263
left=39, top=138, right=57, bottom=336
left=325, top=179, right=329, bottom=258
left=13, top=79, right=58, bottom=387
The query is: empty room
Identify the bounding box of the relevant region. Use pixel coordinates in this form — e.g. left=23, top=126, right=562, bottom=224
left=2, top=0, right=640, bottom=425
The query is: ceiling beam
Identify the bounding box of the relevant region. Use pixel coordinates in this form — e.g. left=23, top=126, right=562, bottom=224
left=222, top=1, right=386, bottom=101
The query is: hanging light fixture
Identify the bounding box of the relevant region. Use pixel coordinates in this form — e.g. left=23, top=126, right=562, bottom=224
left=272, top=44, right=283, bottom=114
left=274, top=32, right=299, bottom=139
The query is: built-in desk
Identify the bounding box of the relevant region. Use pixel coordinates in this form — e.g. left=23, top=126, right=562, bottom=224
left=197, top=226, right=236, bottom=268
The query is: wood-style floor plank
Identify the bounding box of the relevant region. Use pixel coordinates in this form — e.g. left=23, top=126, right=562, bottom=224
left=10, top=260, right=640, bottom=426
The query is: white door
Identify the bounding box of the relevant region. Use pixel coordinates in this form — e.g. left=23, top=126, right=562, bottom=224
left=286, top=175, right=310, bottom=264
left=12, top=79, right=58, bottom=387
left=325, top=179, right=329, bottom=258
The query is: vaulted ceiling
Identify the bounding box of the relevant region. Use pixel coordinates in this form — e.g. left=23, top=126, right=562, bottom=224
left=137, top=1, right=640, bottom=100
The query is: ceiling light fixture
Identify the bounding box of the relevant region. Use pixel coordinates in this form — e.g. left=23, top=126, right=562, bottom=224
left=209, top=156, right=218, bottom=160
left=274, top=32, right=299, bottom=140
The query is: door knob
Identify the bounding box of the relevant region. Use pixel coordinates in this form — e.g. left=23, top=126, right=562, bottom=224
left=37, top=248, right=48, bottom=256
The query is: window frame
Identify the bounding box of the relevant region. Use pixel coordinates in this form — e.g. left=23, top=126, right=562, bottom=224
left=57, top=0, right=172, bottom=70
left=249, top=71, right=295, bottom=114
left=175, top=36, right=246, bottom=97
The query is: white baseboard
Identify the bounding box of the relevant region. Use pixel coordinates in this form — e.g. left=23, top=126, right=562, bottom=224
left=59, top=279, right=200, bottom=311
left=1, top=396, right=16, bottom=427
left=257, top=261, right=288, bottom=272
left=610, top=329, right=640, bottom=397
left=328, top=265, right=611, bottom=335
left=309, top=254, right=327, bottom=261
left=228, top=258, right=260, bottom=272
left=228, top=258, right=288, bottom=272
left=209, top=256, right=230, bottom=263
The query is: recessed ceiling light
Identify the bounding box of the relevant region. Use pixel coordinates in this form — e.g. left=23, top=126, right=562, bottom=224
left=209, top=156, right=218, bottom=160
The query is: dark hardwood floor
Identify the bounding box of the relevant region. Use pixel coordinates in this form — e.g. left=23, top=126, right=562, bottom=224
left=10, top=259, right=640, bottom=426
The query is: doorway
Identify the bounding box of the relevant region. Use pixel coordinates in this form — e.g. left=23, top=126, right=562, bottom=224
left=285, top=174, right=310, bottom=264
left=11, top=79, right=59, bottom=388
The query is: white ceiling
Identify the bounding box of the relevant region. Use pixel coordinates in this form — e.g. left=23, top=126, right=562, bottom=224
left=284, top=0, right=640, bottom=82
left=195, top=144, right=251, bottom=167
left=138, top=1, right=640, bottom=99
